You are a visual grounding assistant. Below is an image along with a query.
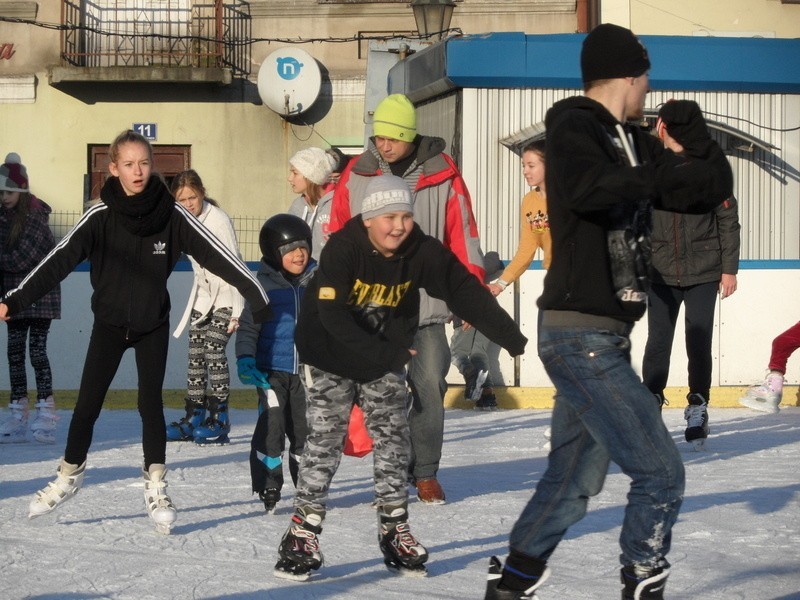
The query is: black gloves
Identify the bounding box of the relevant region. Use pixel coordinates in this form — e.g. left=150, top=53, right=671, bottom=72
left=658, top=100, right=713, bottom=159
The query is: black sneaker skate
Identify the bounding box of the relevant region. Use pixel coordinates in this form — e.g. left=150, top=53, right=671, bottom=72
left=484, top=555, right=550, bottom=600
left=274, top=508, right=323, bottom=581
left=378, top=506, right=428, bottom=576
left=463, top=365, right=479, bottom=401
left=475, top=388, right=498, bottom=411
left=259, top=487, right=281, bottom=513
left=684, top=393, right=709, bottom=451
left=621, top=564, right=669, bottom=600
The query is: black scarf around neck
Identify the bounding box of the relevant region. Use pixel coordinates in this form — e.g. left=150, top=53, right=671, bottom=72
left=101, top=175, right=174, bottom=237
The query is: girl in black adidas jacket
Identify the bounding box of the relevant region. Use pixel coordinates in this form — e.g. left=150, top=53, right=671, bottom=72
left=0, top=130, right=269, bottom=530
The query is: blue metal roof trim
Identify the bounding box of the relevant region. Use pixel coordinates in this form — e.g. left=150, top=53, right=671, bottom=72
left=445, top=33, right=800, bottom=93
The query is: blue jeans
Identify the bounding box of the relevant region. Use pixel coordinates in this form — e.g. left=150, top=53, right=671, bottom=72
left=510, top=325, right=685, bottom=569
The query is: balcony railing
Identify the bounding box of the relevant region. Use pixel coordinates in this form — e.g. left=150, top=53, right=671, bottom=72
left=59, top=0, right=251, bottom=77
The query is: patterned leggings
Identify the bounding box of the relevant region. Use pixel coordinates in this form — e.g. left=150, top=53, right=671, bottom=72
left=186, top=307, right=233, bottom=404
left=6, top=318, right=53, bottom=402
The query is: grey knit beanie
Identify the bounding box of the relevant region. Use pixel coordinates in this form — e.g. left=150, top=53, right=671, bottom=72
left=360, top=175, right=414, bottom=220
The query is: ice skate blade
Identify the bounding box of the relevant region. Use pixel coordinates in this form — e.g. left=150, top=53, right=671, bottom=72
left=690, top=439, right=707, bottom=452
left=153, top=522, right=173, bottom=535
left=193, top=435, right=230, bottom=446
left=273, top=567, right=313, bottom=582
left=738, top=397, right=780, bottom=414
left=0, top=435, right=29, bottom=444
left=384, top=560, right=428, bottom=577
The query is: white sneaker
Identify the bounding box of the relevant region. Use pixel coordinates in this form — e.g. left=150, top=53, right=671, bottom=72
left=29, top=459, right=86, bottom=518
left=739, top=373, right=783, bottom=414
left=30, top=397, right=59, bottom=444
left=0, top=398, right=29, bottom=444
left=143, top=464, right=177, bottom=534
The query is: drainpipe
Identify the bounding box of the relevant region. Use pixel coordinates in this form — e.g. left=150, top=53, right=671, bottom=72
left=576, top=0, right=601, bottom=32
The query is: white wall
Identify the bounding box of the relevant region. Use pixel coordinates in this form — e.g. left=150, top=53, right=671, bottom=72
left=446, top=266, right=800, bottom=389
left=2, top=266, right=796, bottom=392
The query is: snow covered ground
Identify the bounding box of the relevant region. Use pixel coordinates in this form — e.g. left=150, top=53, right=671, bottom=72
left=1, top=406, right=799, bottom=600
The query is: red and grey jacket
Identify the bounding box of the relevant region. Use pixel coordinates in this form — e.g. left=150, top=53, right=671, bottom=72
left=330, top=135, right=485, bottom=326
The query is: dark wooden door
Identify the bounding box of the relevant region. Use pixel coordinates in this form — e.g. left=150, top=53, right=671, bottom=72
left=87, top=145, right=191, bottom=209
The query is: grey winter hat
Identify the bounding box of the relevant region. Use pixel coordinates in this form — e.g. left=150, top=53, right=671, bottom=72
left=360, top=175, right=414, bottom=220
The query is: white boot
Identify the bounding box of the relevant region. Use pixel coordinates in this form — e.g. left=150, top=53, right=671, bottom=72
left=30, top=396, right=59, bottom=444
left=29, top=459, right=86, bottom=518
left=739, top=371, right=783, bottom=414
left=0, top=398, right=29, bottom=444
left=143, top=464, right=177, bottom=534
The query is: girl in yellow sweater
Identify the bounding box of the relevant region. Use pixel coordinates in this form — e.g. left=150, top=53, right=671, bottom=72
left=489, top=140, right=550, bottom=296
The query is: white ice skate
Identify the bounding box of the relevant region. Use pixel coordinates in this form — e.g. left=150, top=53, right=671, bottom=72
left=0, top=398, right=29, bottom=444
left=542, top=426, right=552, bottom=451
left=29, top=459, right=86, bottom=518
left=143, top=464, right=177, bottom=535
left=30, top=397, right=59, bottom=444
left=684, top=394, right=709, bottom=452
left=739, top=373, right=782, bottom=414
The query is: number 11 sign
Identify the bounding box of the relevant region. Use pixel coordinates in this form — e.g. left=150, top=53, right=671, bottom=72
left=133, top=123, right=157, bottom=141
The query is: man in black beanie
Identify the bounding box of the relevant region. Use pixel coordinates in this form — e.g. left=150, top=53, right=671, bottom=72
left=484, top=23, right=734, bottom=600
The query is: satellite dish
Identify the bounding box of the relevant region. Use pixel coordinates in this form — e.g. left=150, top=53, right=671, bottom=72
left=257, top=48, right=322, bottom=117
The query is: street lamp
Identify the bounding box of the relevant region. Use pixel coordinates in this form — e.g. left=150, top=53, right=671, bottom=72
left=411, top=0, right=456, bottom=41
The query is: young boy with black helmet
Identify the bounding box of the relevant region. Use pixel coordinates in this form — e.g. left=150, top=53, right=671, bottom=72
left=273, top=174, right=527, bottom=581
left=236, top=213, right=317, bottom=513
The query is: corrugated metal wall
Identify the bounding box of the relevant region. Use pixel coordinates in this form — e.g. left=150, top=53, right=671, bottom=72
left=460, top=88, right=800, bottom=262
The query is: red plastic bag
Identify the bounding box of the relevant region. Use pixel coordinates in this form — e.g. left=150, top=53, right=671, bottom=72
left=343, top=403, right=373, bottom=457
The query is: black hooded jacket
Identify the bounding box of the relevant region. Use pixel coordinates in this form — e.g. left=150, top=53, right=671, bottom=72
left=3, top=176, right=270, bottom=332
left=296, top=217, right=526, bottom=383
left=538, top=96, right=733, bottom=323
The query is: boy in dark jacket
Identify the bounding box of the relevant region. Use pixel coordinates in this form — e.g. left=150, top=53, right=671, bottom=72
left=236, top=214, right=316, bottom=514
left=484, top=24, right=733, bottom=600
left=274, top=175, right=526, bottom=581
left=642, top=101, right=741, bottom=449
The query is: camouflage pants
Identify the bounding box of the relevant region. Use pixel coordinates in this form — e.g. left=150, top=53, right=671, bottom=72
left=294, top=366, right=410, bottom=516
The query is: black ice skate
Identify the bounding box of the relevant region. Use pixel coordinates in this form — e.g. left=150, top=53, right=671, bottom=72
left=273, top=508, right=323, bottom=581
left=259, top=487, right=281, bottom=513
left=621, top=564, right=669, bottom=600
left=378, top=506, right=428, bottom=577
left=484, top=555, right=550, bottom=600
left=684, top=393, right=709, bottom=451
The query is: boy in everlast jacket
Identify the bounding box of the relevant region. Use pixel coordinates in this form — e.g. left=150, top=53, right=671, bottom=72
left=330, top=94, right=485, bottom=503
left=274, top=175, right=526, bottom=582
left=485, top=25, right=733, bottom=600
left=0, top=130, right=269, bottom=534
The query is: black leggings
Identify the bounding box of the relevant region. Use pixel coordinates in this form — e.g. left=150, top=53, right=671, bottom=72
left=65, top=320, right=169, bottom=469
left=642, top=281, right=718, bottom=401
